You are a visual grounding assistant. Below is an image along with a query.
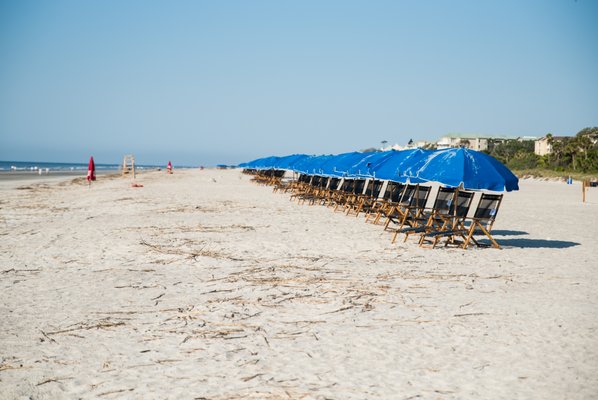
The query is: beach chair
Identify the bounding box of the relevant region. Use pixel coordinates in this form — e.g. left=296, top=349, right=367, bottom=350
left=330, top=178, right=356, bottom=210
left=308, top=176, right=337, bottom=206
left=382, top=185, right=431, bottom=231
left=440, top=189, right=475, bottom=231
left=389, top=186, right=456, bottom=243
left=252, top=169, right=281, bottom=185
left=397, top=188, right=475, bottom=244
left=347, top=179, right=384, bottom=217
left=422, top=193, right=503, bottom=249
left=366, top=182, right=406, bottom=224
left=271, top=170, right=291, bottom=193
left=291, top=175, right=318, bottom=202
left=340, top=179, right=366, bottom=213
left=264, top=170, right=277, bottom=185
left=298, top=175, right=328, bottom=205
left=282, top=173, right=308, bottom=194
left=324, top=178, right=345, bottom=207
left=320, top=177, right=341, bottom=206
left=250, top=170, right=267, bottom=184
left=289, top=174, right=312, bottom=201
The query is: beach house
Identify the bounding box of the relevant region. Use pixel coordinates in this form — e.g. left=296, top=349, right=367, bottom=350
left=534, top=135, right=572, bottom=156
left=436, top=133, right=535, bottom=152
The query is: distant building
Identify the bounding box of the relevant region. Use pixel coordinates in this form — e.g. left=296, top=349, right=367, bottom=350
left=436, top=133, right=537, bottom=152
left=534, top=136, right=551, bottom=156
left=380, top=140, right=433, bottom=151
left=436, top=135, right=489, bottom=151
left=378, top=134, right=540, bottom=153
left=518, top=136, right=540, bottom=142
left=405, top=140, right=432, bottom=149
left=534, top=135, right=572, bottom=156
left=437, top=134, right=502, bottom=151
left=380, top=143, right=403, bottom=151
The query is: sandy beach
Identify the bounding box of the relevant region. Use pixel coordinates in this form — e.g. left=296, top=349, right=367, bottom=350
left=0, top=169, right=157, bottom=184
left=1, top=169, right=597, bottom=399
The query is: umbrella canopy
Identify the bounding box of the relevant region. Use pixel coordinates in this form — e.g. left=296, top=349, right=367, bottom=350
left=291, top=154, right=335, bottom=175
left=403, top=148, right=519, bottom=192
left=317, top=152, right=370, bottom=177
left=87, top=156, right=96, bottom=181
left=241, top=156, right=281, bottom=169
left=345, top=150, right=396, bottom=177
left=367, top=149, right=431, bottom=182
left=255, top=156, right=281, bottom=169
left=237, top=156, right=260, bottom=169
left=271, top=154, right=310, bottom=170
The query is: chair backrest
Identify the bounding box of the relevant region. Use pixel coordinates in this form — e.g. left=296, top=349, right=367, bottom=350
left=298, top=174, right=309, bottom=183
left=311, top=175, right=325, bottom=187
left=389, top=182, right=406, bottom=202
left=432, top=187, right=457, bottom=214
left=364, top=179, right=374, bottom=197
left=474, top=193, right=503, bottom=221
left=365, top=179, right=384, bottom=198
left=328, top=177, right=341, bottom=190
left=382, top=182, right=396, bottom=201
left=341, top=179, right=355, bottom=193
left=398, top=184, right=417, bottom=205
left=452, top=190, right=475, bottom=218
left=318, top=176, right=328, bottom=188
left=407, top=185, right=431, bottom=208
left=353, top=179, right=366, bottom=194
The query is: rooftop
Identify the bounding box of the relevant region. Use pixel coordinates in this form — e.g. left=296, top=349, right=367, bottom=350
left=441, top=133, right=539, bottom=140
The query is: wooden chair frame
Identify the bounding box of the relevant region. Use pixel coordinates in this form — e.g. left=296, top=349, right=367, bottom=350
left=421, top=193, right=504, bottom=249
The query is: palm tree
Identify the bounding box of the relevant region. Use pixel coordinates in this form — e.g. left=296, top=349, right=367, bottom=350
left=551, top=139, right=563, bottom=166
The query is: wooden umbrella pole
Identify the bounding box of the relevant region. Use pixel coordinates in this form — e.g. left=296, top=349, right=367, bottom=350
left=582, top=180, right=587, bottom=203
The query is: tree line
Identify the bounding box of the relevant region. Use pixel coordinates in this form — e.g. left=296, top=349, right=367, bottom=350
left=486, top=127, right=598, bottom=173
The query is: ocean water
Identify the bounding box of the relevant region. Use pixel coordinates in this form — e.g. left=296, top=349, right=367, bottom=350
left=0, top=160, right=163, bottom=172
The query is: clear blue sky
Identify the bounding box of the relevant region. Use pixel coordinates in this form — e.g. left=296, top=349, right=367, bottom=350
left=1, top=0, right=597, bottom=166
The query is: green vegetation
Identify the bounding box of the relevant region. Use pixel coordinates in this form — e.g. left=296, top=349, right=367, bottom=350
left=486, top=127, right=598, bottom=179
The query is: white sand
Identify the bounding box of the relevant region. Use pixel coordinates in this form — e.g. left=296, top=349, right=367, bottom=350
left=1, top=169, right=597, bottom=399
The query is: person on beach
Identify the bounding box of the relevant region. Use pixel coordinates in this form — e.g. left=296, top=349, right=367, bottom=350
left=167, top=161, right=173, bottom=174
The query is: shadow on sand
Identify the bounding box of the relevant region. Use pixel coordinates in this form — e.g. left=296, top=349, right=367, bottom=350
left=490, top=238, right=580, bottom=249
left=490, top=230, right=528, bottom=236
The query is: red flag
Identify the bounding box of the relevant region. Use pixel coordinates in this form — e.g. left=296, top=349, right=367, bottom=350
left=87, top=156, right=96, bottom=181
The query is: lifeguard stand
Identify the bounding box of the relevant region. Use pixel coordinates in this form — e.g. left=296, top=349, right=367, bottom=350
left=122, top=155, right=136, bottom=179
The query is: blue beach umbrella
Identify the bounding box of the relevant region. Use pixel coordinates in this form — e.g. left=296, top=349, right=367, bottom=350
left=238, top=157, right=261, bottom=168
left=286, top=155, right=309, bottom=173
left=368, top=149, right=431, bottom=182
left=241, top=155, right=280, bottom=169
left=238, top=159, right=257, bottom=168
left=272, top=154, right=310, bottom=170
left=317, top=152, right=370, bottom=177
left=404, top=147, right=519, bottom=192
left=345, top=150, right=396, bottom=177
left=292, top=154, right=335, bottom=175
